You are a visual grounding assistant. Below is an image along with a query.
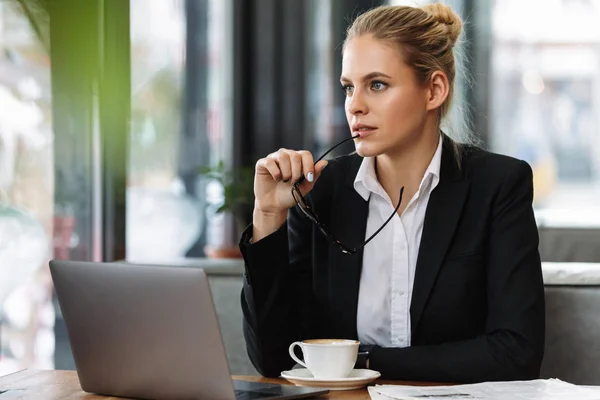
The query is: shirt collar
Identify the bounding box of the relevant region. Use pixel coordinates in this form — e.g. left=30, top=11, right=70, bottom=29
left=353, top=134, right=443, bottom=201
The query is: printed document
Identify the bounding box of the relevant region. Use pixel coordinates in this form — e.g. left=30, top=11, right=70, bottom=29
left=368, top=379, right=600, bottom=400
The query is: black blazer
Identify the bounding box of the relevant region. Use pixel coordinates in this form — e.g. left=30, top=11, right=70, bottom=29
left=239, top=135, right=545, bottom=383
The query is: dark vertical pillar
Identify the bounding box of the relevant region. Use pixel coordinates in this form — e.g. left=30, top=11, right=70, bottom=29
left=235, top=0, right=316, bottom=164
left=280, top=0, right=306, bottom=151
left=233, top=0, right=252, bottom=169
left=249, top=0, right=280, bottom=159
left=463, top=0, right=492, bottom=147
left=180, top=0, right=210, bottom=257
left=101, top=0, right=130, bottom=261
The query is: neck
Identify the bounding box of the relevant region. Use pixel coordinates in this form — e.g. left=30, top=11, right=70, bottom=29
left=375, top=124, right=440, bottom=204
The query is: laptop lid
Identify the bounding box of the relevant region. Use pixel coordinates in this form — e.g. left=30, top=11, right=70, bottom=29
left=50, top=260, right=327, bottom=400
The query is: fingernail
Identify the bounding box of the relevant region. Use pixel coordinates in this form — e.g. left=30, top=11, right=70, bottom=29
left=307, top=172, right=314, bottom=182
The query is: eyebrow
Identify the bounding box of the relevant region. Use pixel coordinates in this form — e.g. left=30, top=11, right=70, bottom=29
left=340, top=72, right=393, bottom=83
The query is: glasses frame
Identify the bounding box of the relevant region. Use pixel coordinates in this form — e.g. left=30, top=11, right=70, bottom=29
left=291, top=135, right=404, bottom=255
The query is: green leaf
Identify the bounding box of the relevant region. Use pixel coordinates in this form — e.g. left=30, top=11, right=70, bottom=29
left=202, top=173, right=224, bottom=181
left=197, top=166, right=214, bottom=174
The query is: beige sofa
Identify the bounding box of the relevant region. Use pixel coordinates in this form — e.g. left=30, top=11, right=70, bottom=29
left=540, top=263, right=600, bottom=384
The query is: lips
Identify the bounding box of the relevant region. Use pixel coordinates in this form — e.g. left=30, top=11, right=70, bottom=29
left=352, top=123, right=377, bottom=138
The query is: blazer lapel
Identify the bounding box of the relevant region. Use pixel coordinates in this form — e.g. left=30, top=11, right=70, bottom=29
left=327, top=155, right=368, bottom=340
left=410, top=137, right=470, bottom=336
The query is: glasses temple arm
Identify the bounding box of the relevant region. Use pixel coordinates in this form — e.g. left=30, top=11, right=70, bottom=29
left=351, top=187, right=404, bottom=254
left=314, top=134, right=360, bottom=163
left=294, top=134, right=360, bottom=187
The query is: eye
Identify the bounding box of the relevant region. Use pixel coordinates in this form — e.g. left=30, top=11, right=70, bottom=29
left=341, top=84, right=354, bottom=95
left=371, top=81, right=388, bottom=91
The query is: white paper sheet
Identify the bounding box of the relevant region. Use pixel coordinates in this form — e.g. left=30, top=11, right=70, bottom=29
left=368, top=379, right=600, bottom=400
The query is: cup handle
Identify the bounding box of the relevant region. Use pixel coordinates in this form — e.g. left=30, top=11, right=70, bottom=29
left=288, top=341, right=308, bottom=369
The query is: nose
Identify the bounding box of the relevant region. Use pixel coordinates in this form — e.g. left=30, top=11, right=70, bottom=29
left=346, top=89, right=368, bottom=116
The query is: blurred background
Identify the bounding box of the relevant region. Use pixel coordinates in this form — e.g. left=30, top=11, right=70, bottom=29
left=0, top=0, right=599, bottom=376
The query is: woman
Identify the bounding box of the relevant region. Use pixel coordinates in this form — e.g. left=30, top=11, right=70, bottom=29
left=239, top=3, right=545, bottom=383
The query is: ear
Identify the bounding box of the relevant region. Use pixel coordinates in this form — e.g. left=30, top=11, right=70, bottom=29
left=426, top=71, right=450, bottom=113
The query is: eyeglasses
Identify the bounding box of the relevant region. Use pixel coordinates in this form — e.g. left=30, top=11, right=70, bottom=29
left=291, top=135, right=404, bottom=255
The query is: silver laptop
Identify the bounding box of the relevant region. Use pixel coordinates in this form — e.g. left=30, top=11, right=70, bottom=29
left=49, top=260, right=328, bottom=400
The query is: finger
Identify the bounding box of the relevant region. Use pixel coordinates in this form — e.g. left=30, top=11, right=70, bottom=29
left=256, top=157, right=282, bottom=182
left=284, top=150, right=303, bottom=184
left=298, top=150, right=316, bottom=183
left=270, top=149, right=292, bottom=182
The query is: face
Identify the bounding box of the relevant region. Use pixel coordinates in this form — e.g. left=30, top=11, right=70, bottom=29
left=341, top=35, right=430, bottom=158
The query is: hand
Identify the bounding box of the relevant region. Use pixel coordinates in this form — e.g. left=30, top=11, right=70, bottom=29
left=254, top=149, right=328, bottom=215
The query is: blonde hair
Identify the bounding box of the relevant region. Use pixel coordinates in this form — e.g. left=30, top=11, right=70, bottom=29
left=344, top=3, right=473, bottom=149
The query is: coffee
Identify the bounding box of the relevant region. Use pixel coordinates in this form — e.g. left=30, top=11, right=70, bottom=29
left=288, top=339, right=359, bottom=379
left=303, top=339, right=354, bottom=345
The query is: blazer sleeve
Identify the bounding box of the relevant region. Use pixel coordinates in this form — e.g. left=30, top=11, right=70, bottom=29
left=368, top=160, right=546, bottom=383
left=239, top=172, right=329, bottom=377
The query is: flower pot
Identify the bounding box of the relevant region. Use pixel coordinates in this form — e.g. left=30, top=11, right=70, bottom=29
left=53, top=215, right=75, bottom=260
left=204, top=244, right=242, bottom=259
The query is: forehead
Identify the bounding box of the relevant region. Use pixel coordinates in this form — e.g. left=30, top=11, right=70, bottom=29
left=342, top=35, right=408, bottom=79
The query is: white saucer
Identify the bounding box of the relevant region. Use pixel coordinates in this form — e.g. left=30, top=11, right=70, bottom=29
left=280, top=368, right=381, bottom=391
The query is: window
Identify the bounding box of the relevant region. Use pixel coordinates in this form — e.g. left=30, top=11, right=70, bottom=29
left=491, top=0, right=600, bottom=227
left=0, top=0, right=54, bottom=374
left=127, top=0, right=234, bottom=261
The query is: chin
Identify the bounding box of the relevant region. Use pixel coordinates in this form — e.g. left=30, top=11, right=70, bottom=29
left=354, top=141, right=385, bottom=158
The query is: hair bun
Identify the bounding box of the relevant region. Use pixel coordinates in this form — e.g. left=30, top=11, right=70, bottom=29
left=422, top=3, right=463, bottom=47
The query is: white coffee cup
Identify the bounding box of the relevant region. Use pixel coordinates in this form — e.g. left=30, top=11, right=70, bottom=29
left=288, top=339, right=359, bottom=379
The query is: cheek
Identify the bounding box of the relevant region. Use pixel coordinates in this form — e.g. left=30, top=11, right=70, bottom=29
left=383, top=90, right=426, bottom=123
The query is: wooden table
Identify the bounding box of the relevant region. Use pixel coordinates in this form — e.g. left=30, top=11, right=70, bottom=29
left=0, top=369, right=442, bottom=399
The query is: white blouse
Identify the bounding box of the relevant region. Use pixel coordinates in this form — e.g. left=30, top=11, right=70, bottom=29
left=354, top=135, right=443, bottom=347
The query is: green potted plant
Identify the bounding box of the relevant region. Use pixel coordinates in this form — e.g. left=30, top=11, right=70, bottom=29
left=198, top=161, right=255, bottom=258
